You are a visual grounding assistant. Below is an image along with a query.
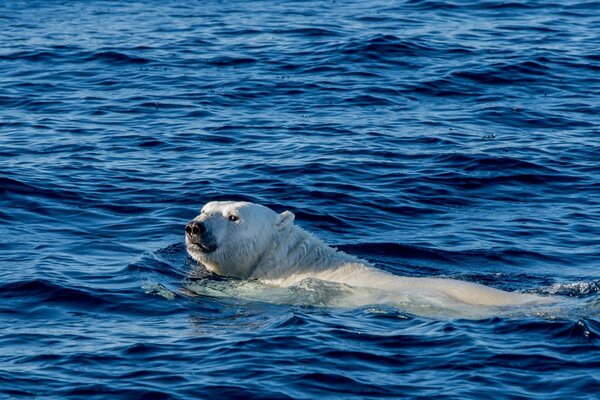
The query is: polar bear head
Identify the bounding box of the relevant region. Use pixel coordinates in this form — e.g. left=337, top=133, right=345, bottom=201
left=185, top=201, right=295, bottom=278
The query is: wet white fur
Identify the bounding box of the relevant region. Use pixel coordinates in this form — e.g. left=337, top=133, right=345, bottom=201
left=186, top=201, right=553, bottom=307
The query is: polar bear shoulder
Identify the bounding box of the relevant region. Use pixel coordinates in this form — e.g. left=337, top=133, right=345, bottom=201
left=250, top=222, right=370, bottom=284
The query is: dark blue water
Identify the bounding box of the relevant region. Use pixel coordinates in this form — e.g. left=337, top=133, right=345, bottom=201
left=2, top=0, right=600, bottom=398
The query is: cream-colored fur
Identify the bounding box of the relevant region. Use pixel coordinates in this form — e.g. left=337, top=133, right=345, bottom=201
left=186, top=201, right=553, bottom=307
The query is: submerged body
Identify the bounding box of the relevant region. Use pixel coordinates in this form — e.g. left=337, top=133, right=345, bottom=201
left=185, top=201, right=553, bottom=308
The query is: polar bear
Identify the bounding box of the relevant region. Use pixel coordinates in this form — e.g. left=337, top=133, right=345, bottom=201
left=185, top=201, right=554, bottom=308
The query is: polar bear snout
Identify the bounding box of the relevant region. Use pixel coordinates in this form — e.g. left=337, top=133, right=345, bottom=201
left=185, top=219, right=217, bottom=254
left=185, top=220, right=206, bottom=237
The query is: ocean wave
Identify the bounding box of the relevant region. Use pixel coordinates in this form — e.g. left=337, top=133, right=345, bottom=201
left=540, top=280, right=600, bottom=297
left=1, top=279, right=113, bottom=309
left=0, top=177, right=85, bottom=202
left=85, top=50, right=150, bottom=65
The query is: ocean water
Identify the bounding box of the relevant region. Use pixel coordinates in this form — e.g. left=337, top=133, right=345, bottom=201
left=1, top=0, right=600, bottom=398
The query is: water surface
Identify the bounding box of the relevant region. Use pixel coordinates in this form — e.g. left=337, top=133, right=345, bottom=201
left=1, top=0, right=600, bottom=398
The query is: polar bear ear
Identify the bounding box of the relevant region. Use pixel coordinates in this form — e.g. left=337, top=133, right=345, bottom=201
left=276, top=210, right=295, bottom=229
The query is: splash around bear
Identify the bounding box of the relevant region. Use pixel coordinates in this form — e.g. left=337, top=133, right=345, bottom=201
left=185, top=201, right=554, bottom=308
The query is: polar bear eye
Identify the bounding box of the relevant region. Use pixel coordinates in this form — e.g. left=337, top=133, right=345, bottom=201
left=228, top=215, right=239, bottom=222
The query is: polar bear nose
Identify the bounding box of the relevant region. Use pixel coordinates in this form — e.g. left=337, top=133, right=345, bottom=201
left=185, top=221, right=206, bottom=236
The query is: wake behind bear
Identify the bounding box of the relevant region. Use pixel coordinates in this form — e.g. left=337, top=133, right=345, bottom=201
left=185, top=201, right=554, bottom=309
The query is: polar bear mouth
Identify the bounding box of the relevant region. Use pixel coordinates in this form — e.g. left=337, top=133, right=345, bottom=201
left=189, top=241, right=217, bottom=253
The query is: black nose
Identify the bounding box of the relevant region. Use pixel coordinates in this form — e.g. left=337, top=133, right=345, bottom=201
left=185, top=221, right=206, bottom=236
